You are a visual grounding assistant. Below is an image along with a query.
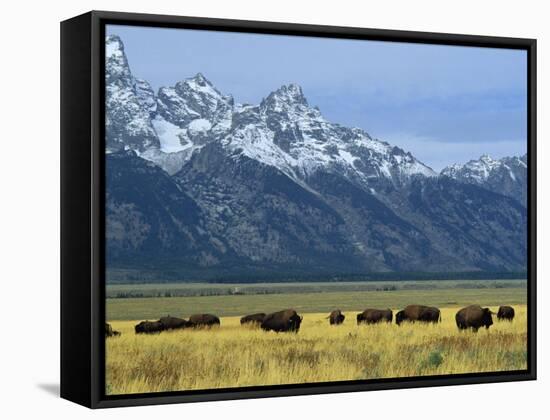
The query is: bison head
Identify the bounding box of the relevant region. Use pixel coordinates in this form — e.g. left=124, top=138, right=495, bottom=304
left=482, top=308, right=494, bottom=329
left=395, top=310, right=405, bottom=326
left=134, top=322, right=145, bottom=334
left=288, top=314, right=302, bottom=332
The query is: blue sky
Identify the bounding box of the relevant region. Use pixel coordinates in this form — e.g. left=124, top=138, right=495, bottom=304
left=107, top=24, right=527, bottom=171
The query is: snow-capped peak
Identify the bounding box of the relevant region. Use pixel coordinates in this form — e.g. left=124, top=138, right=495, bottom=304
left=269, top=83, right=308, bottom=105
left=189, top=72, right=212, bottom=87
left=105, top=35, right=160, bottom=153
left=156, top=73, right=234, bottom=131
left=227, top=83, right=436, bottom=185
left=479, top=154, right=497, bottom=164
left=192, top=72, right=208, bottom=82
left=106, top=34, right=438, bottom=184
left=175, top=73, right=231, bottom=104
left=260, top=83, right=310, bottom=114
left=442, top=154, right=501, bottom=181
left=105, top=35, right=133, bottom=86
left=442, top=153, right=526, bottom=188
left=441, top=153, right=527, bottom=204
left=105, top=35, right=124, bottom=58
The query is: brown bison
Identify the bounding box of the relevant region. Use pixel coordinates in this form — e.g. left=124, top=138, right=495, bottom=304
left=240, top=313, right=266, bottom=325
left=328, top=309, right=345, bottom=325
left=395, top=305, right=441, bottom=325
left=357, top=309, right=393, bottom=325
left=159, top=316, right=192, bottom=330
left=189, top=314, right=220, bottom=328
left=497, top=306, right=515, bottom=321
left=261, top=309, right=303, bottom=333
left=134, top=320, right=164, bottom=334
left=105, top=322, right=121, bottom=337
left=455, top=305, right=494, bottom=331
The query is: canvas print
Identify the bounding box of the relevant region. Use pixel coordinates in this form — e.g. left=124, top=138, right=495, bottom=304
left=104, top=24, right=528, bottom=396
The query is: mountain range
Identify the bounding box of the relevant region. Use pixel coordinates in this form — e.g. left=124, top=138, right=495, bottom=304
left=105, top=35, right=528, bottom=282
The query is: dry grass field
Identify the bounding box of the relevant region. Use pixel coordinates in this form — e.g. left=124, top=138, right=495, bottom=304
left=105, top=305, right=527, bottom=395
left=106, top=282, right=526, bottom=320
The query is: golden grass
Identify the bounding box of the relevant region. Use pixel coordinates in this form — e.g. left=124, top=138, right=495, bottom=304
left=105, top=305, right=527, bottom=395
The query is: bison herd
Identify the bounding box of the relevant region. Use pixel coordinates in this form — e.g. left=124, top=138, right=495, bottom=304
left=128, top=310, right=301, bottom=335
left=352, top=304, right=513, bottom=332
left=133, top=314, right=220, bottom=334
left=105, top=304, right=516, bottom=337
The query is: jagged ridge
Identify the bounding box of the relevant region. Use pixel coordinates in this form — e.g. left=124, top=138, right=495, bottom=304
left=105, top=35, right=436, bottom=190
left=441, top=154, right=527, bottom=205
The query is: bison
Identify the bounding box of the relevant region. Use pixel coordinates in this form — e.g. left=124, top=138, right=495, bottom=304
left=159, top=316, right=191, bottom=330
left=357, top=309, right=393, bottom=325
left=497, top=306, right=515, bottom=321
left=261, top=309, right=303, bottom=333
left=455, top=305, right=494, bottom=332
left=395, top=305, right=441, bottom=325
left=134, top=320, right=164, bottom=334
left=240, top=313, right=266, bottom=326
left=189, top=314, right=220, bottom=328
left=105, top=322, right=121, bottom=337
left=328, top=309, right=345, bottom=325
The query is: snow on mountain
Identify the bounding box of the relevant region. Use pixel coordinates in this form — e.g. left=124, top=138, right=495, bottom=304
left=105, top=35, right=159, bottom=152
left=149, top=116, right=194, bottom=153
left=105, top=36, right=230, bottom=171
left=105, top=35, right=131, bottom=82
left=105, top=35, right=437, bottom=184
left=442, top=154, right=499, bottom=182
left=441, top=154, right=527, bottom=205
left=156, top=73, right=233, bottom=132
left=144, top=73, right=234, bottom=170
left=222, top=82, right=436, bottom=186
left=441, top=154, right=526, bottom=183
left=134, top=78, right=157, bottom=114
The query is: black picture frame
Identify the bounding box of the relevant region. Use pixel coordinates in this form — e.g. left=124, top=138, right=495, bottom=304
left=60, top=10, right=537, bottom=409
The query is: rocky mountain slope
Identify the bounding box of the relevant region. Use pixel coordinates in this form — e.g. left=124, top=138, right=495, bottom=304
left=442, top=154, right=528, bottom=205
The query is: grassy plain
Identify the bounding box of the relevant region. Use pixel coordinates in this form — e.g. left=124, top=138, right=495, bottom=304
left=106, top=281, right=526, bottom=320
left=106, top=306, right=527, bottom=395
left=105, top=280, right=527, bottom=395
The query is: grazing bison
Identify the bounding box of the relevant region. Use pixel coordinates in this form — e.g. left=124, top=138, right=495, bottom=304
left=240, top=313, right=266, bottom=325
left=159, top=316, right=191, bottom=330
left=455, top=305, right=494, bottom=332
left=189, top=314, right=220, bottom=328
left=261, top=309, right=303, bottom=333
left=105, top=322, right=121, bottom=337
left=497, top=306, right=515, bottom=321
left=357, top=309, right=393, bottom=325
left=328, top=309, right=346, bottom=325
left=134, top=320, right=164, bottom=334
left=395, top=305, right=441, bottom=325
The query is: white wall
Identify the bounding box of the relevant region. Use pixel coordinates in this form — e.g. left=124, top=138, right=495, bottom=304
left=0, top=0, right=546, bottom=417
